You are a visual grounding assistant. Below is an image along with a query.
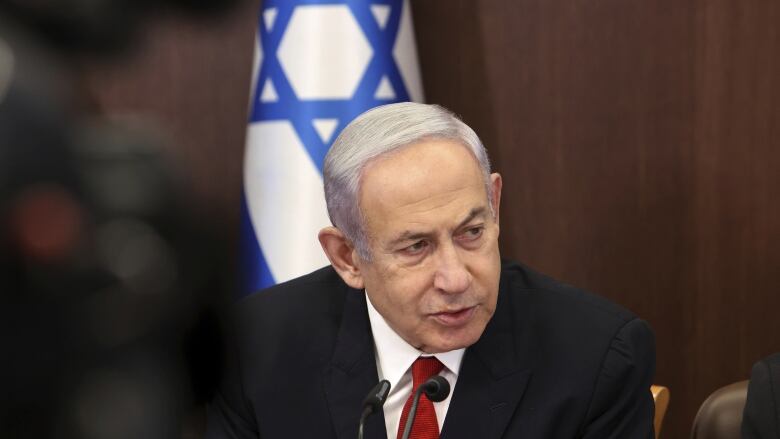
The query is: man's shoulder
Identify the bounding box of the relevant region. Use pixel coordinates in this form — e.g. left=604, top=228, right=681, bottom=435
left=241, top=265, right=346, bottom=305
left=232, top=265, right=350, bottom=336
left=499, top=259, right=639, bottom=333
left=219, top=266, right=355, bottom=414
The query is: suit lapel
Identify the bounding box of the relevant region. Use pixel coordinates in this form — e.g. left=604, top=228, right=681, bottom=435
left=440, top=276, right=533, bottom=439
left=322, top=290, right=387, bottom=439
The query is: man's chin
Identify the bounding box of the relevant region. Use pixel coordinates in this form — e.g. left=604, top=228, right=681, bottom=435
left=420, top=329, right=483, bottom=354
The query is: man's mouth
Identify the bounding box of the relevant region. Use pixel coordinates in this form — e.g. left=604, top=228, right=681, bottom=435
left=430, top=306, right=477, bottom=326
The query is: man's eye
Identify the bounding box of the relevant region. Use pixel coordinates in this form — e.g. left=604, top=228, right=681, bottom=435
left=403, top=240, right=428, bottom=255
left=463, top=226, right=484, bottom=240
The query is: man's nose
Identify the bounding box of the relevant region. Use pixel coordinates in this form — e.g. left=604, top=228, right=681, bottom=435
left=432, top=243, right=472, bottom=293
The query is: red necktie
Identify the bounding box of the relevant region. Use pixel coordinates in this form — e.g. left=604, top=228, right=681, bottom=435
left=397, top=357, right=445, bottom=439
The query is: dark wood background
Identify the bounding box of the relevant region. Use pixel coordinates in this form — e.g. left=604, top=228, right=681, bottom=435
left=81, top=1, right=780, bottom=437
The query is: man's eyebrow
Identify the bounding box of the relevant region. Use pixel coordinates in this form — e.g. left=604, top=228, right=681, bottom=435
left=388, top=230, right=431, bottom=247
left=388, top=207, right=489, bottom=246
left=455, top=207, right=488, bottom=230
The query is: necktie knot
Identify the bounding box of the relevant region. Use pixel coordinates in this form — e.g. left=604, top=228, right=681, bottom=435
left=412, top=357, right=444, bottom=388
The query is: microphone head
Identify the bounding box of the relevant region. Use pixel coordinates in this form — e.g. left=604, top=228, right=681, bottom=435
left=422, top=376, right=450, bottom=402
left=361, top=379, right=391, bottom=413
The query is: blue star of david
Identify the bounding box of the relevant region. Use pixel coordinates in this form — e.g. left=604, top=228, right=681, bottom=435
left=249, top=0, right=411, bottom=173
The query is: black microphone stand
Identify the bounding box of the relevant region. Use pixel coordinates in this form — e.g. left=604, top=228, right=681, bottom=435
left=358, top=380, right=391, bottom=439
left=399, top=376, right=450, bottom=439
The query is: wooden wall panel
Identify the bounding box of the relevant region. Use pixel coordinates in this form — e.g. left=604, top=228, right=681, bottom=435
left=413, top=0, right=780, bottom=437
left=80, top=0, right=780, bottom=437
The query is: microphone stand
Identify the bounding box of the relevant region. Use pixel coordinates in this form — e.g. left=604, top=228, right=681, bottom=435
left=399, top=376, right=450, bottom=439
left=358, top=405, right=372, bottom=439
left=358, top=380, right=391, bottom=439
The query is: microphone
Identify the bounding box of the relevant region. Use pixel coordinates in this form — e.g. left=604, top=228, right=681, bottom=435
left=422, top=376, right=450, bottom=402
left=399, top=376, right=451, bottom=439
left=358, top=379, right=391, bottom=439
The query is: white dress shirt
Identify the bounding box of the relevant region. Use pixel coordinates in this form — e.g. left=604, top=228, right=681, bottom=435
left=366, top=293, right=464, bottom=439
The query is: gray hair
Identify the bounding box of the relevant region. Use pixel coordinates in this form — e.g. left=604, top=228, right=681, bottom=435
left=323, top=102, right=493, bottom=260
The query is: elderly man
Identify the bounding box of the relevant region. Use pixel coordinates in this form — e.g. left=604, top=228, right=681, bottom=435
left=207, top=103, right=655, bottom=439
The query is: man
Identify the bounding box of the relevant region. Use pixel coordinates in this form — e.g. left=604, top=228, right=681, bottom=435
left=207, top=103, right=655, bottom=438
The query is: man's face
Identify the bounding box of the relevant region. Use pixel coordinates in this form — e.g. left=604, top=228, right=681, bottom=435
left=355, top=139, right=502, bottom=353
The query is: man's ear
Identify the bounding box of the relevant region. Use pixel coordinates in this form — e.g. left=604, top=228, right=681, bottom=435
left=490, top=173, right=503, bottom=226
left=318, top=226, right=365, bottom=289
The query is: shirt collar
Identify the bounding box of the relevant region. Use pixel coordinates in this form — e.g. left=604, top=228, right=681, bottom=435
left=365, top=291, right=465, bottom=389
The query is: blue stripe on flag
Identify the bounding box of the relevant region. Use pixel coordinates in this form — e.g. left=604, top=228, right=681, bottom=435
left=239, top=190, right=275, bottom=296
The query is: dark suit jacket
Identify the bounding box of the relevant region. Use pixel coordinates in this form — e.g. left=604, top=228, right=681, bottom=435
left=206, top=260, right=655, bottom=439
left=742, top=352, right=780, bottom=439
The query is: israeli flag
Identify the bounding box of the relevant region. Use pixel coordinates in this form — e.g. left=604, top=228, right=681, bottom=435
left=240, top=0, right=424, bottom=295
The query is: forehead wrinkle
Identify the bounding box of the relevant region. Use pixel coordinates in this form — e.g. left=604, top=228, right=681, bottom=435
left=379, top=179, right=486, bottom=229
left=360, top=143, right=483, bottom=201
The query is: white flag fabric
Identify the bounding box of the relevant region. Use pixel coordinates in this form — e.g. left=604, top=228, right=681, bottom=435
left=239, top=0, right=424, bottom=295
